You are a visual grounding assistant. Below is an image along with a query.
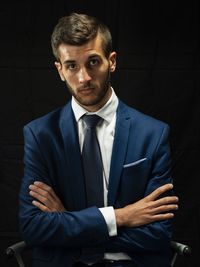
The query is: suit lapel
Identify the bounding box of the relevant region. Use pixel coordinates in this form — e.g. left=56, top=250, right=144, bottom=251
left=60, top=103, right=87, bottom=210
left=107, top=101, right=131, bottom=206
left=59, top=101, right=132, bottom=208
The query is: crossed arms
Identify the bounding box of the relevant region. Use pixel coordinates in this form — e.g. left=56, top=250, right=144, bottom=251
left=19, top=124, right=178, bottom=253
left=29, top=181, right=178, bottom=228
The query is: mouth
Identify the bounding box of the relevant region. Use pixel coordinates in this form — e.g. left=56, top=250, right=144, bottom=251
left=78, top=87, right=95, bottom=95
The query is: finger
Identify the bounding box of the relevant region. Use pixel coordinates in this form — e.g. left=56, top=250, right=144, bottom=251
left=33, top=181, right=59, bottom=201
left=152, top=196, right=179, bottom=208
left=29, top=190, right=51, bottom=207
left=29, top=185, right=55, bottom=205
left=29, top=184, right=56, bottom=204
left=146, top=183, right=173, bottom=201
left=33, top=181, right=54, bottom=197
left=29, top=184, right=47, bottom=196
left=34, top=181, right=51, bottom=191
left=32, top=200, right=50, bottom=212
left=151, top=204, right=178, bottom=215
left=151, top=212, right=175, bottom=222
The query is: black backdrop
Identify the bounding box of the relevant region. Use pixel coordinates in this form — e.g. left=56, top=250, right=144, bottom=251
left=0, top=1, right=199, bottom=266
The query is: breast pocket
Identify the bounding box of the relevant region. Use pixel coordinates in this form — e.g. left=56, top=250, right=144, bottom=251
left=116, top=158, right=151, bottom=207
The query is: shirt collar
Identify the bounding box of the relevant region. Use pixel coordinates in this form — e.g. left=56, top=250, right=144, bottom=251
left=71, top=87, right=119, bottom=124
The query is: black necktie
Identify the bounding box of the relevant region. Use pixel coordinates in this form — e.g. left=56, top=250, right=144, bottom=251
left=82, top=114, right=104, bottom=208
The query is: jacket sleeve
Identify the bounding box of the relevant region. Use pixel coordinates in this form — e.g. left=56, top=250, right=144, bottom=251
left=19, top=125, right=110, bottom=248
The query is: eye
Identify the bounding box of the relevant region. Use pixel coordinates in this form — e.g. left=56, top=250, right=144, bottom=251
left=88, top=59, right=99, bottom=67
left=67, top=63, right=76, bottom=70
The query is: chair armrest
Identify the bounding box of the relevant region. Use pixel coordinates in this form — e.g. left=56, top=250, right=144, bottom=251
left=5, top=241, right=27, bottom=258
left=171, top=241, right=192, bottom=257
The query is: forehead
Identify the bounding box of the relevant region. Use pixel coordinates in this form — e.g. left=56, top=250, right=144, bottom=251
left=58, top=33, right=105, bottom=63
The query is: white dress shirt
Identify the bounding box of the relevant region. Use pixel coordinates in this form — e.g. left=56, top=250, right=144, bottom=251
left=71, top=88, right=131, bottom=261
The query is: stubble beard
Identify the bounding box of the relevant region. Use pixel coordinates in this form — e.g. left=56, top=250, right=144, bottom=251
left=65, top=69, right=111, bottom=108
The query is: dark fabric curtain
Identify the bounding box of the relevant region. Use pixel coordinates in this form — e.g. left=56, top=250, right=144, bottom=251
left=0, top=1, right=199, bottom=266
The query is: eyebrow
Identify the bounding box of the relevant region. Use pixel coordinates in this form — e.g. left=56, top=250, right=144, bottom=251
left=63, top=54, right=101, bottom=65
left=63, top=60, right=76, bottom=65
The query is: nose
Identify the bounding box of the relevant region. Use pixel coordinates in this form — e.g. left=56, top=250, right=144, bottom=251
left=78, top=67, right=92, bottom=84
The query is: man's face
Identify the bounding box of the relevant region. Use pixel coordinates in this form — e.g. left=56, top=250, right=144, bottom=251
left=55, top=33, right=116, bottom=112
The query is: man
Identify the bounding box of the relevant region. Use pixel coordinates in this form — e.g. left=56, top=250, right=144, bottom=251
left=19, top=13, right=178, bottom=267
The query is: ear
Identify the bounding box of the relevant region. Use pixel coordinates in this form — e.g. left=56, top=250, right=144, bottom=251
left=109, top=52, right=117, bottom=72
left=54, top=62, right=65, bottom=82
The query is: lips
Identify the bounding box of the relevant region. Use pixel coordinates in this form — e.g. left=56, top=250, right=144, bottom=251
left=78, top=87, right=94, bottom=95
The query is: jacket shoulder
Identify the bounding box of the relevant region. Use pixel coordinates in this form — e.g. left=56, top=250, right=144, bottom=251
left=119, top=100, right=169, bottom=130
left=24, top=103, right=69, bottom=132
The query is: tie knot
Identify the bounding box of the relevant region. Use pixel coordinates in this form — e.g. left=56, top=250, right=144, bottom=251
left=82, top=114, right=102, bottom=128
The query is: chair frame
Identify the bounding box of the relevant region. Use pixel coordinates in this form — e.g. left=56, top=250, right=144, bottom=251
left=5, top=240, right=192, bottom=267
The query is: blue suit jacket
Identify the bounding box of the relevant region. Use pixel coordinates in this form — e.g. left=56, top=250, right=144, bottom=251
left=19, top=100, right=173, bottom=267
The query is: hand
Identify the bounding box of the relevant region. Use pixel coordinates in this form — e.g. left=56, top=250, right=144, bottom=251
left=29, top=181, right=66, bottom=212
left=115, top=183, right=178, bottom=227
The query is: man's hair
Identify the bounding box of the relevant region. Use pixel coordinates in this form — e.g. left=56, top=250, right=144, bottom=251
left=51, top=13, right=112, bottom=60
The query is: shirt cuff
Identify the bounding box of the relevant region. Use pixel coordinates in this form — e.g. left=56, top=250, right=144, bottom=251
left=99, top=206, right=117, bottom=236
